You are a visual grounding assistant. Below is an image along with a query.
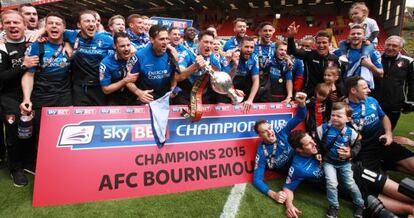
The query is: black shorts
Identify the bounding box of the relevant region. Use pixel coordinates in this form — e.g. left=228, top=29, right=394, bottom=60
left=72, top=84, right=107, bottom=106
left=381, top=143, right=414, bottom=171
left=352, top=161, right=387, bottom=200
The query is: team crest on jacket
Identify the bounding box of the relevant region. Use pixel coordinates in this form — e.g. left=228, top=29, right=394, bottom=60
left=96, top=39, right=104, bottom=48
left=6, top=115, right=15, bottom=124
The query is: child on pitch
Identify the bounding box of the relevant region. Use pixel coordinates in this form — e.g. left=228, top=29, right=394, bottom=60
left=323, top=66, right=345, bottom=117
left=316, top=102, right=364, bottom=218
left=338, top=2, right=379, bottom=64
left=305, top=83, right=330, bottom=138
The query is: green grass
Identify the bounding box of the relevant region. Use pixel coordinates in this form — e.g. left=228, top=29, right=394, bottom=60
left=0, top=113, right=413, bottom=217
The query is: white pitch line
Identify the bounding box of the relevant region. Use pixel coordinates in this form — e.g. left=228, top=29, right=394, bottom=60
left=220, top=183, right=247, bottom=218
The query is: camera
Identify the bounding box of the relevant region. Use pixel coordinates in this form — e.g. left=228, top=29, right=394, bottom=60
left=365, top=178, right=414, bottom=217
left=402, top=101, right=414, bottom=113
left=365, top=196, right=397, bottom=218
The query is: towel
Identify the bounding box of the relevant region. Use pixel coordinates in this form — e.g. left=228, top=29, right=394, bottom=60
left=346, top=57, right=375, bottom=89
left=149, top=91, right=171, bottom=148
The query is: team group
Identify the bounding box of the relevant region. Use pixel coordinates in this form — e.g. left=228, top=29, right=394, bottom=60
left=0, top=2, right=413, bottom=217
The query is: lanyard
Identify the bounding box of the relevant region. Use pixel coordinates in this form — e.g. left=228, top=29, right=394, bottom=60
left=262, top=141, right=278, bottom=169
left=345, top=98, right=366, bottom=131
left=233, top=37, right=239, bottom=46
left=257, top=43, right=273, bottom=69
left=184, top=41, right=197, bottom=54
left=41, top=44, right=64, bottom=69
left=73, top=34, right=81, bottom=52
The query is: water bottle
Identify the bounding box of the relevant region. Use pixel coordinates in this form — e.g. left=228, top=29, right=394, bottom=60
left=18, top=104, right=33, bottom=139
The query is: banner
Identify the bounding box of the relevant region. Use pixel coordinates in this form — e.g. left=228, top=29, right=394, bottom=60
left=150, top=16, right=193, bottom=34
left=33, top=103, right=300, bottom=207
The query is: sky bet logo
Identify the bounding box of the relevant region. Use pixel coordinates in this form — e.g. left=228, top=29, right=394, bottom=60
left=101, top=124, right=157, bottom=142
left=57, top=113, right=291, bottom=150
left=57, top=120, right=168, bottom=150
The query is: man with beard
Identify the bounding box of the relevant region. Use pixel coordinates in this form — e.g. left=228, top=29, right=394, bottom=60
left=287, top=22, right=339, bottom=97
left=18, top=4, right=38, bottom=31
left=253, top=22, right=276, bottom=102
left=64, top=10, right=114, bottom=106
left=128, top=25, right=177, bottom=104
left=108, top=15, right=126, bottom=35
left=283, top=130, right=414, bottom=218
left=346, top=76, right=414, bottom=176
left=183, top=26, right=198, bottom=54
left=99, top=32, right=138, bottom=105
left=0, top=10, right=39, bottom=186
left=372, top=36, right=414, bottom=130
left=223, top=18, right=247, bottom=52
left=16, top=4, right=42, bottom=42
left=126, top=14, right=149, bottom=47
left=267, top=42, right=293, bottom=103
left=177, top=30, right=228, bottom=104
left=220, top=36, right=259, bottom=113
left=334, top=25, right=383, bottom=89
left=252, top=92, right=307, bottom=205
left=20, top=13, right=71, bottom=160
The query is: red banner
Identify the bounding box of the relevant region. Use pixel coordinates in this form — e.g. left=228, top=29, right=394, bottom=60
left=33, top=103, right=299, bottom=207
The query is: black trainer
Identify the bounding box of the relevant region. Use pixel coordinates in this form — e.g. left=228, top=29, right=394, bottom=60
left=354, top=205, right=364, bottom=218
left=10, top=169, right=28, bottom=187
left=326, top=205, right=339, bottom=218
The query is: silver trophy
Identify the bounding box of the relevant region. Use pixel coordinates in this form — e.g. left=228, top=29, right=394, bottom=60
left=204, top=64, right=244, bottom=104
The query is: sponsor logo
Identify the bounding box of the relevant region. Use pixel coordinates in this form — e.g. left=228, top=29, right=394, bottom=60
left=57, top=113, right=291, bottom=150
left=101, top=108, right=122, bottom=114
left=48, top=109, right=70, bottom=115
left=59, top=126, right=95, bottom=146
left=6, top=115, right=15, bottom=125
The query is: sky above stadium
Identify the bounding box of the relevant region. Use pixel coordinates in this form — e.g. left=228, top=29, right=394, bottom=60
left=408, top=0, right=414, bottom=7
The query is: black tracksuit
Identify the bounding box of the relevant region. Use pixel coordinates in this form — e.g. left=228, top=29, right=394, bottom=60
left=372, top=53, right=414, bottom=129
left=287, top=37, right=339, bottom=96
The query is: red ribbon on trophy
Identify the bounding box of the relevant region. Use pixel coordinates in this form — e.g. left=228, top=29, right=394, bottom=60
left=183, top=63, right=245, bottom=122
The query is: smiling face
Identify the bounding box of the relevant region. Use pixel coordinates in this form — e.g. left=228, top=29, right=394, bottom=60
left=384, top=37, right=402, bottom=57
left=234, top=21, right=247, bottom=38
left=323, top=70, right=339, bottom=84
left=240, top=40, right=254, bottom=59
left=276, top=44, right=287, bottom=59
left=109, top=18, right=125, bottom=34
left=315, top=36, right=330, bottom=56
left=169, top=28, right=181, bottom=46
left=77, top=13, right=96, bottom=38
left=2, top=13, right=26, bottom=41
left=259, top=24, right=275, bottom=44
left=115, top=36, right=132, bottom=60
left=349, top=27, right=365, bottom=47
left=130, top=17, right=144, bottom=35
